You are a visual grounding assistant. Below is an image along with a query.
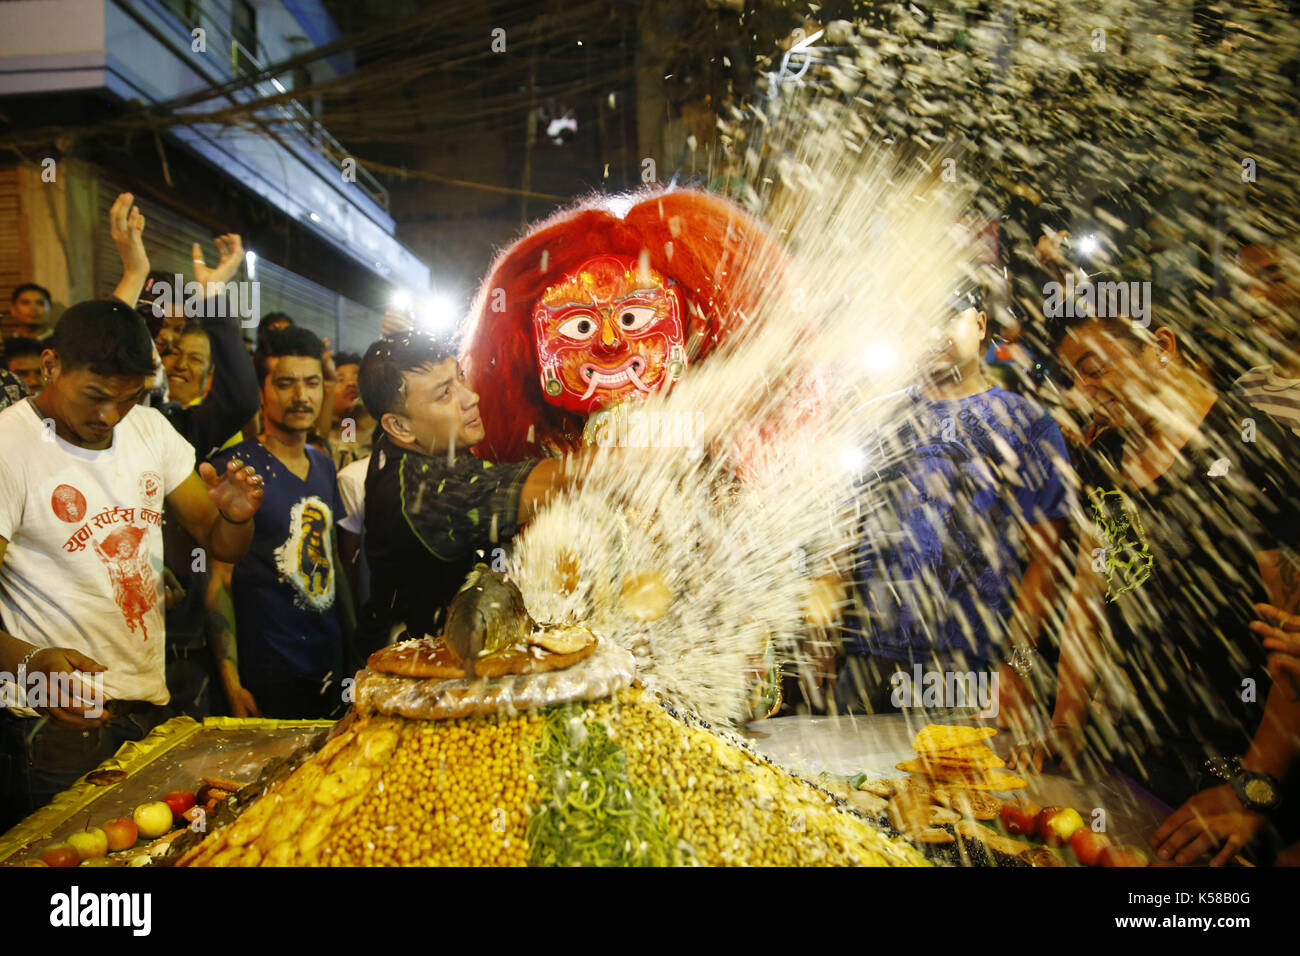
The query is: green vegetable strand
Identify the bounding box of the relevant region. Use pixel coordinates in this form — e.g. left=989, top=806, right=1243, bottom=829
left=526, top=704, right=682, bottom=866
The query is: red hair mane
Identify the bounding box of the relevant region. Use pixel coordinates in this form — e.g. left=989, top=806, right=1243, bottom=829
left=460, top=187, right=786, bottom=462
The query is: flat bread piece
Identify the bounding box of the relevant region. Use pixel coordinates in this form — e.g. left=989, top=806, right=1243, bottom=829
left=904, top=754, right=1003, bottom=780
left=933, top=789, right=1003, bottom=820
left=474, top=637, right=598, bottom=677
left=893, top=778, right=937, bottom=800
left=888, top=790, right=933, bottom=834
left=819, top=779, right=854, bottom=799
left=527, top=625, right=596, bottom=654
left=926, top=744, right=1004, bottom=763
left=948, top=770, right=1026, bottom=792
left=955, top=820, right=1029, bottom=856
left=910, top=747, right=1005, bottom=770
left=847, top=791, right=889, bottom=817
left=927, top=806, right=962, bottom=826
left=897, top=762, right=1026, bottom=792
left=858, top=779, right=896, bottom=798
left=911, top=724, right=998, bottom=753
left=896, top=758, right=992, bottom=779
left=367, top=636, right=465, bottom=678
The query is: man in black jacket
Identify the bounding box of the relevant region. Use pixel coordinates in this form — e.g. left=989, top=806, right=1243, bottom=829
left=355, top=332, right=585, bottom=655
left=148, top=234, right=262, bottom=717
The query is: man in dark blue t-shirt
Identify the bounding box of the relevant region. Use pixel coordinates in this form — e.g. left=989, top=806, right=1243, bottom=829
left=207, top=326, right=349, bottom=720
left=838, top=286, right=1072, bottom=718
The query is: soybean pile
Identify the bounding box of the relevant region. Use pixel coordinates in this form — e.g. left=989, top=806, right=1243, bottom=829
left=175, top=687, right=927, bottom=867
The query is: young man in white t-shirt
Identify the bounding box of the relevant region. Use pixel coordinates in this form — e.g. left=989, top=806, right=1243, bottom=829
left=0, top=299, right=265, bottom=829
left=337, top=453, right=370, bottom=609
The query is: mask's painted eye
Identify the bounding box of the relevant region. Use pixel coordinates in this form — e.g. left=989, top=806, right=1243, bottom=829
left=557, top=314, right=599, bottom=340
left=617, top=306, right=658, bottom=332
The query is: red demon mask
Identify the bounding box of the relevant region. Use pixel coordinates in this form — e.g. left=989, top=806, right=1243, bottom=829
left=532, top=254, right=687, bottom=415
left=461, top=187, right=788, bottom=462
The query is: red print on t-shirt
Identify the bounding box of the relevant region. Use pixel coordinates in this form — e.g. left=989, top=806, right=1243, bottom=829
left=92, top=525, right=156, bottom=640
left=139, top=471, right=162, bottom=505
left=51, top=484, right=87, bottom=523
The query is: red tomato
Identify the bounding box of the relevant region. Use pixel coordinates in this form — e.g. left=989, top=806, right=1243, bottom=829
left=161, top=789, right=197, bottom=823
left=1069, top=828, right=1113, bottom=866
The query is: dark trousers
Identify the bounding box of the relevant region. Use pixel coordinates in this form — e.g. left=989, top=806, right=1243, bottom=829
left=242, top=671, right=347, bottom=721
left=165, top=646, right=228, bottom=720
left=0, top=702, right=172, bottom=834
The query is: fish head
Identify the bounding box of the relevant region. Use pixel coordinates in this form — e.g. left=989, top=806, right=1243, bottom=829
left=443, top=564, right=537, bottom=666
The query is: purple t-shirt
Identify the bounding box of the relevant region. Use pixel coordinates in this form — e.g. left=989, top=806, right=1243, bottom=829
left=850, top=386, right=1072, bottom=666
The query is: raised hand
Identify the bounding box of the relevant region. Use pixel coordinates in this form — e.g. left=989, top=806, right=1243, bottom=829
left=198, top=458, right=264, bottom=524
left=319, top=335, right=340, bottom=381
left=109, top=193, right=149, bottom=306
left=110, top=193, right=148, bottom=277
left=193, top=233, right=245, bottom=288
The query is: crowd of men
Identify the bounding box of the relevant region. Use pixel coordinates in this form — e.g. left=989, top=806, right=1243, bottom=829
left=0, top=194, right=1297, bottom=868
left=829, top=235, right=1300, bottom=867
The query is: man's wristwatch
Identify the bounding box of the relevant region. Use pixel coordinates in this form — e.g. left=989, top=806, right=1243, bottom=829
left=1231, top=770, right=1283, bottom=812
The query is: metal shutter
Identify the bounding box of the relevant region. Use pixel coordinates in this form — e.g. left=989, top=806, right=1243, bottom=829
left=252, top=258, right=337, bottom=340
left=339, top=298, right=383, bottom=356
left=0, top=167, right=21, bottom=299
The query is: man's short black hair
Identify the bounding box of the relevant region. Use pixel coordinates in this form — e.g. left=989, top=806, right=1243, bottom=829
left=256, top=312, right=295, bottom=354
left=359, top=332, right=455, bottom=422
left=1042, top=311, right=1144, bottom=355
left=1040, top=273, right=1167, bottom=350
left=2, top=337, right=43, bottom=365
left=138, top=270, right=173, bottom=313
left=951, top=279, right=985, bottom=314
left=255, top=325, right=324, bottom=385
left=333, top=351, right=361, bottom=368
left=48, top=300, right=156, bottom=378
left=11, top=283, right=51, bottom=305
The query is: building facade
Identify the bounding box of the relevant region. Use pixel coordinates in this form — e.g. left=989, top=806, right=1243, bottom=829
left=0, top=0, right=427, bottom=351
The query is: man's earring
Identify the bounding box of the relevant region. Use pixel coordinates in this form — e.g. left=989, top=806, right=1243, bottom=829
left=1159, top=355, right=1169, bottom=366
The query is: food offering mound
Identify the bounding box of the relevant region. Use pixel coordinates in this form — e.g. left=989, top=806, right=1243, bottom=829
left=169, top=688, right=931, bottom=867
left=166, top=568, right=929, bottom=867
